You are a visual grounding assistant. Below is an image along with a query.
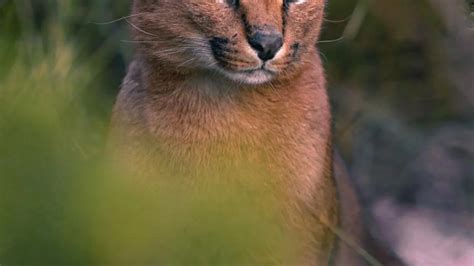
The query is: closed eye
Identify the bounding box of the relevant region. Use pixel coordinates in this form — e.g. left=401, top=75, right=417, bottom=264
left=286, top=0, right=307, bottom=4
left=223, top=0, right=239, bottom=7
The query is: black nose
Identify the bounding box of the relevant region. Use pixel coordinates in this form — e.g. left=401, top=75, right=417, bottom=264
left=248, top=33, right=283, bottom=61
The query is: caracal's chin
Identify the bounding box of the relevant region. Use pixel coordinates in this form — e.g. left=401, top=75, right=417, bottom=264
left=218, top=68, right=276, bottom=85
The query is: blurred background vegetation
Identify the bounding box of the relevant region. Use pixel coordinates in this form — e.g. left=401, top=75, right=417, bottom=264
left=0, top=0, right=473, bottom=265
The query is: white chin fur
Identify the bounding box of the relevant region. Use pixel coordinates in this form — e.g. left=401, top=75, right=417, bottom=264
left=219, top=69, right=275, bottom=85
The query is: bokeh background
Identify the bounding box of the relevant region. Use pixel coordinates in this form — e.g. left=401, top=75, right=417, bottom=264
left=1, top=0, right=473, bottom=265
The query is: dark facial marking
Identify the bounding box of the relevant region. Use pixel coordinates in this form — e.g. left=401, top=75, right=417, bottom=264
left=282, top=1, right=290, bottom=36
left=210, top=37, right=230, bottom=58
left=290, top=43, right=300, bottom=58
left=240, top=13, right=252, bottom=36
left=210, top=37, right=247, bottom=69
left=227, top=0, right=240, bottom=9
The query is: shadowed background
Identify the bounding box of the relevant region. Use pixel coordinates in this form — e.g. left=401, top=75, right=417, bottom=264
left=0, top=0, right=473, bottom=265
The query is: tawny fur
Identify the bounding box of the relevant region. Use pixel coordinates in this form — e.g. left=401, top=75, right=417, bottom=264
left=109, top=0, right=399, bottom=265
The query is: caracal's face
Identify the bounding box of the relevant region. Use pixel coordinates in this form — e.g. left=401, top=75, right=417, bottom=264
left=131, top=0, right=325, bottom=85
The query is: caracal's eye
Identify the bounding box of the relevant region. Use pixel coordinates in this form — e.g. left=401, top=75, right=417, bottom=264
left=285, top=0, right=307, bottom=5
left=221, top=0, right=239, bottom=7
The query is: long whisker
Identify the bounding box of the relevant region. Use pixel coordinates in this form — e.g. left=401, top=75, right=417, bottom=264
left=318, top=35, right=345, bottom=44
left=324, top=16, right=351, bottom=23
left=121, top=40, right=157, bottom=44
left=121, top=39, right=210, bottom=50
left=176, top=58, right=197, bottom=68
left=319, top=51, right=329, bottom=63
left=90, top=13, right=153, bottom=25
left=126, top=19, right=159, bottom=37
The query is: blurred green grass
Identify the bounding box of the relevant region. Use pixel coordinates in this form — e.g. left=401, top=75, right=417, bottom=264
left=1, top=0, right=472, bottom=264
left=0, top=1, right=299, bottom=264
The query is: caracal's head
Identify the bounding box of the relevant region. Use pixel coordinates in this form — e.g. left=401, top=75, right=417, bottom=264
left=131, top=0, right=325, bottom=85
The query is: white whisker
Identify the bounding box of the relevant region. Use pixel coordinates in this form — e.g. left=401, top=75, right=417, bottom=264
left=176, top=58, right=196, bottom=68
left=126, top=19, right=159, bottom=37
left=318, top=35, right=345, bottom=44
left=91, top=12, right=153, bottom=25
